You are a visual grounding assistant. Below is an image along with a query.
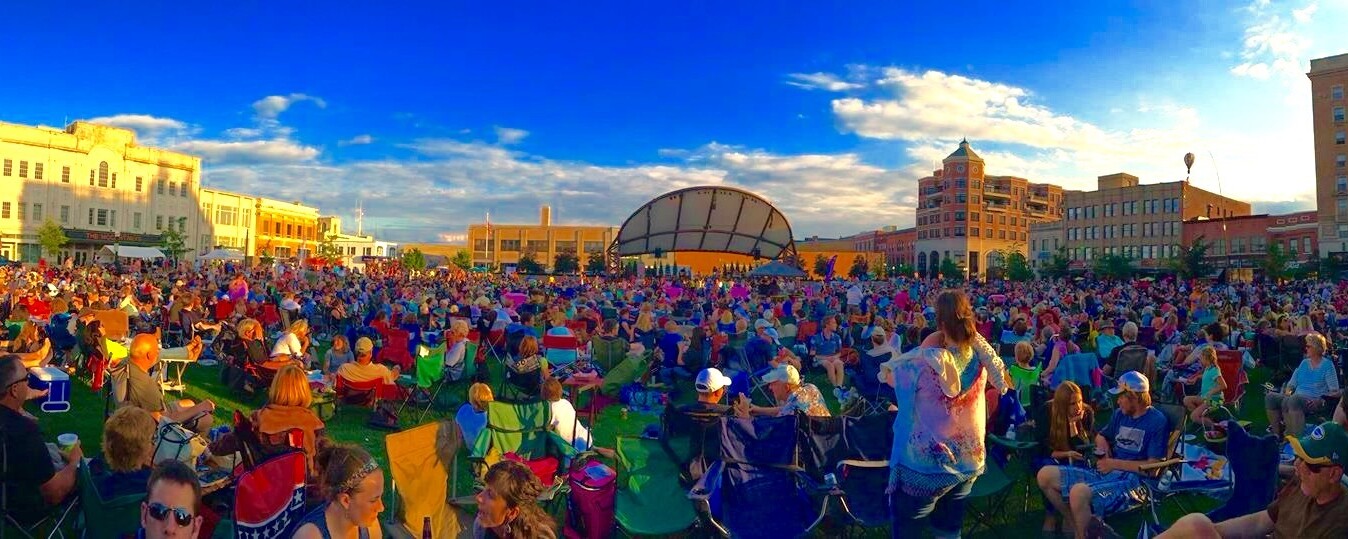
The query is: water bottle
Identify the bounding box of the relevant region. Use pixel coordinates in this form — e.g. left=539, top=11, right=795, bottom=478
left=1006, top=426, right=1016, bottom=441
left=422, top=516, right=432, bottom=539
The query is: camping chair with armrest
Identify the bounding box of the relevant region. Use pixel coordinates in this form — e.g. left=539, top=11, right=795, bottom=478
left=687, top=415, right=832, bottom=539
left=542, top=334, right=580, bottom=368
left=259, top=304, right=283, bottom=333
left=590, top=336, right=627, bottom=373
left=796, top=320, right=818, bottom=342
left=1277, top=334, right=1307, bottom=378
left=963, top=452, right=1017, bottom=535
left=74, top=461, right=144, bottom=539
left=377, top=329, right=414, bottom=371
left=230, top=451, right=308, bottom=539
left=334, top=374, right=397, bottom=414
left=1204, top=420, right=1279, bottom=523
left=615, top=435, right=699, bottom=536
left=827, top=413, right=896, bottom=534
left=468, top=400, right=578, bottom=495
left=1214, top=350, right=1248, bottom=411
left=384, top=421, right=472, bottom=538
left=1112, top=403, right=1234, bottom=536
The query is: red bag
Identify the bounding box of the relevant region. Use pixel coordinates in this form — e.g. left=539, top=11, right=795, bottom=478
left=503, top=452, right=560, bottom=486
left=88, top=353, right=107, bottom=392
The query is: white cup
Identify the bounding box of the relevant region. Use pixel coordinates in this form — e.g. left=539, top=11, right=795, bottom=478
left=57, top=433, right=79, bottom=453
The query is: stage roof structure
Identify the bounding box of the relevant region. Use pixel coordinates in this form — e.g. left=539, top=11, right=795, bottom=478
left=610, top=186, right=797, bottom=264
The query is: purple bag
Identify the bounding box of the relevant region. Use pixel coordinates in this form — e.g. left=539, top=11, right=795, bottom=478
left=564, top=458, right=617, bottom=539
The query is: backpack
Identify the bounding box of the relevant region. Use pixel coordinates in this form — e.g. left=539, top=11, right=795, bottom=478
left=367, top=400, right=401, bottom=431
left=564, top=457, right=617, bottom=539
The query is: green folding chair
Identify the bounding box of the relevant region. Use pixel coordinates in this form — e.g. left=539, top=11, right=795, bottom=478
left=614, top=436, right=698, bottom=536
left=590, top=337, right=629, bottom=373
left=77, top=462, right=146, bottom=539
left=963, top=455, right=1015, bottom=535
left=601, top=352, right=649, bottom=397
left=469, top=400, right=578, bottom=482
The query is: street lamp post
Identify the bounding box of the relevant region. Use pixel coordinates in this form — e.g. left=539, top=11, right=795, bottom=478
left=113, top=229, right=121, bottom=272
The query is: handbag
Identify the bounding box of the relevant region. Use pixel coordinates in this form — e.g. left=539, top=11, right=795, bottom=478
left=154, top=420, right=208, bottom=467
left=367, top=400, right=400, bottom=431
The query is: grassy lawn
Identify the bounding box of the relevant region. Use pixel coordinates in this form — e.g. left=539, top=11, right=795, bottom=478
left=26, top=340, right=1278, bottom=538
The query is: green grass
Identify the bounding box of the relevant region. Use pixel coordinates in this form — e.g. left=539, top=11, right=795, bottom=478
left=27, top=343, right=1277, bottom=538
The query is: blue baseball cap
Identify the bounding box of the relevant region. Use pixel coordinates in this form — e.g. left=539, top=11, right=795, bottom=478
left=1109, top=371, right=1150, bottom=395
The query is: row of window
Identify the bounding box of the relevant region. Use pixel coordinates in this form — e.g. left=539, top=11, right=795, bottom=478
left=1067, top=198, right=1180, bottom=220
left=1, top=159, right=192, bottom=197
left=1068, top=245, right=1178, bottom=261
left=920, top=212, right=1032, bottom=227
left=916, top=227, right=1029, bottom=241
left=1067, top=221, right=1180, bottom=241
left=201, top=204, right=255, bottom=228
left=260, top=221, right=316, bottom=240
left=474, top=239, right=608, bottom=253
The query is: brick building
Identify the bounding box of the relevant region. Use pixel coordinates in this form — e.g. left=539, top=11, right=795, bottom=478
left=914, top=140, right=1065, bottom=277
left=1309, top=53, right=1348, bottom=256
left=1182, top=211, right=1319, bottom=274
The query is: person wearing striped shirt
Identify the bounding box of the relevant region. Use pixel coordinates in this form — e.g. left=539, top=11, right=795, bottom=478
left=1266, top=332, right=1341, bottom=438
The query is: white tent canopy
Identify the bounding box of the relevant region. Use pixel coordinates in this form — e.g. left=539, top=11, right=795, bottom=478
left=98, top=245, right=166, bottom=260
left=199, top=248, right=245, bottom=261
left=614, top=186, right=797, bottom=260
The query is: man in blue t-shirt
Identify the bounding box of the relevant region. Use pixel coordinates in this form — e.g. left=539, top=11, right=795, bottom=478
left=1036, top=371, right=1169, bottom=538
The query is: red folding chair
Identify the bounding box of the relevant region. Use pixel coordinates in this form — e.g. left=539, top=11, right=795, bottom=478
left=261, top=304, right=282, bottom=330
left=378, top=329, right=414, bottom=371
left=542, top=334, right=581, bottom=366
left=797, top=320, right=819, bottom=341
left=214, top=299, right=236, bottom=322
left=335, top=374, right=401, bottom=406
left=1216, top=350, right=1248, bottom=409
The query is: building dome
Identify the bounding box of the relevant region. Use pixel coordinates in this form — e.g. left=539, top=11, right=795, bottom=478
left=943, top=138, right=984, bottom=163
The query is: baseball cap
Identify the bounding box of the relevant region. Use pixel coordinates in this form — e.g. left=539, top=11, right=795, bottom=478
left=695, top=368, right=732, bottom=393
left=1108, top=371, right=1150, bottom=395
left=754, top=319, right=772, bottom=330
left=764, top=328, right=780, bottom=342
left=761, top=364, right=801, bottom=386
left=1287, top=422, right=1348, bottom=469
left=355, top=337, right=374, bottom=355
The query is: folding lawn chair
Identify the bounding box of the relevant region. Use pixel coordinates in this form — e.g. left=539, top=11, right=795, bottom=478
left=1122, top=403, right=1234, bottom=537
left=614, top=436, right=699, bottom=536
left=1203, top=421, right=1278, bottom=523
left=1215, top=350, right=1248, bottom=410
left=688, top=415, right=830, bottom=539
left=231, top=452, right=308, bottom=539
left=385, top=422, right=472, bottom=538
left=378, top=328, right=414, bottom=371
left=75, top=461, right=144, bottom=539
left=829, top=413, right=894, bottom=534
left=963, top=455, right=1016, bottom=535
left=589, top=336, right=627, bottom=373
left=468, top=400, right=578, bottom=492
left=542, top=333, right=580, bottom=367
left=1, top=440, right=80, bottom=539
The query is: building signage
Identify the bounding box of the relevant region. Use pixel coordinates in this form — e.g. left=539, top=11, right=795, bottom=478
left=62, top=228, right=163, bottom=246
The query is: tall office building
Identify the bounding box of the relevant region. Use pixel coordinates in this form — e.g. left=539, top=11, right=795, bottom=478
left=913, top=139, right=1065, bottom=277
left=1309, top=53, right=1348, bottom=256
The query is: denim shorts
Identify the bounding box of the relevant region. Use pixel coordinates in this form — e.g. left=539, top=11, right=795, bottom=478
left=1058, top=467, right=1146, bottom=516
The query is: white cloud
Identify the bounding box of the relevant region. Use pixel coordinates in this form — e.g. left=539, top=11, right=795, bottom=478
left=1230, top=1, right=1315, bottom=81
left=84, top=114, right=187, bottom=132
left=785, top=72, right=864, bottom=92
left=252, top=93, right=326, bottom=120
left=175, top=139, right=320, bottom=163
left=339, top=134, right=374, bottom=146
left=494, top=126, right=529, bottom=145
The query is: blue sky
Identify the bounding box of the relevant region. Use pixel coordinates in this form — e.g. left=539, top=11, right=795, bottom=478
left=2, top=1, right=1341, bottom=242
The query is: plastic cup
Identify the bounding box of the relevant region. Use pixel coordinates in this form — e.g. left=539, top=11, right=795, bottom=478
left=57, top=433, right=79, bottom=453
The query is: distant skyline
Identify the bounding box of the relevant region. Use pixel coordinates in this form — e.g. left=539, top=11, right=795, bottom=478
left=1, top=1, right=1342, bottom=242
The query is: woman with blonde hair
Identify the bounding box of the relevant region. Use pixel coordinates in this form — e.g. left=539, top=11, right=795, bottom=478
left=91, top=406, right=159, bottom=498
left=456, top=383, right=494, bottom=446
left=205, top=364, right=329, bottom=477
left=444, top=318, right=472, bottom=381
left=271, top=318, right=312, bottom=365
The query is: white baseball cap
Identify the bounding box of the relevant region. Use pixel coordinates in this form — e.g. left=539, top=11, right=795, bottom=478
left=695, top=368, right=733, bottom=393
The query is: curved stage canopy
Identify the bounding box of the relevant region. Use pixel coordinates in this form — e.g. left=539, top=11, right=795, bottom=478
left=610, top=186, right=797, bottom=263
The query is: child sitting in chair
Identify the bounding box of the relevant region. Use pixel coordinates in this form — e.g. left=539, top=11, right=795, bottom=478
left=1183, top=347, right=1226, bottom=427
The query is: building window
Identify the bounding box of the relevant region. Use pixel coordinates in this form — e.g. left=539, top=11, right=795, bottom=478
left=98, top=162, right=109, bottom=187
left=157, top=179, right=165, bottom=194
left=32, top=204, right=42, bottom=221
left=156, top=216, right=164, bottom=230
left=16, top=203, right=25, bottom=220
left=169, top=182, right=177, bottom=197
left=1340, top=224, right=1348, bottom=238
left=94, top=209, right=109, bottom=227
left=61, top=166, right=69, bottom=183
left=134, top=212, right=143, bottom=229
left=111, top=173, right=116, bottom=189
left=1336, top=85, right=1345, bottom=100
left=1304, top=237, right=1312, bottom=254
left=1339, top=155, right=1347, bottom=168
left=1336, top=106, right=1346, bottom=122
left=59, top=205, right=69, bottom=224
left=136, top=177, right=143, bottom=192
left=1339, top=132, right=1347, bottom=145
left=1340, top=199, right=1348, bottom=220
left=32, top=162, right=42, bottom=180
left=1, top=159, right=10, bottom=176
left=0, top=202, right=8, bottom=219
left=17, top=161, right=28, bottom=178
left=971, top=227, right=979, bottom=237
left=1339, top=176, right=1348, bottom=194
left=500, top=239, right=521, bottom=252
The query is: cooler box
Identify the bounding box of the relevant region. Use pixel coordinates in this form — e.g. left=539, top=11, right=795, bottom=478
left=27, top=366, right=71, bottom=413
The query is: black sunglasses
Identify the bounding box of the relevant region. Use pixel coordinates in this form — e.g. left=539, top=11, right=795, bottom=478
left=147, top=502, right=194, bottom=527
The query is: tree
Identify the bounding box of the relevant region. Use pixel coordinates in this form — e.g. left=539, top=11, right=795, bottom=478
left=401, top=248, right=427, bottom=270
left=939, top=258, right=963, bottom=281
left=1092, top=253, right=1134, bottom=280
left=813, top=255, right=830, bottom=278
left=1040, top=247, right=1071, bottom=279
left=160, top=227, right=188, bottom=262
left=848, top=256, right=870, bottom=279
left=451, top=249, right=473, bottom=270
left=1004, top=251, right=1034, bottom=281
left=554, top=252, right=579, bottom=274
left=517, top=250, right=543, bottom=274
left=36, top=219, right=68, bottom=259
left=893, top=263, right=916, bottom=278
left=584, top=252, right=607, bottom=274
left=1166, top=237, right=1213, bottom=279
left=317, top=235, right=343, bottom=265
left=1261, top=242, right=1293, bottom=282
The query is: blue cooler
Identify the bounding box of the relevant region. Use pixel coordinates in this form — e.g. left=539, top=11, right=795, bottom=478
left=27, top=366, right=71, bottom=413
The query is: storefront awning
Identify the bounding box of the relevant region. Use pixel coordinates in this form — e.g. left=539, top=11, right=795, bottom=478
left=100, top=245, right=166, bottom=260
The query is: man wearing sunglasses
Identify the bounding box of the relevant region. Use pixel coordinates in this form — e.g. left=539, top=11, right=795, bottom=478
left=0, top=354, right=82, bottom=527
left=1159, top=421, right=1348, bottom=538
left=140, top=459, right=203, bottom=538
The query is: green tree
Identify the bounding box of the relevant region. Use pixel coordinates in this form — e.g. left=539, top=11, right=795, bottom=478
left=1261, top=242, right=1292, bottom=282
left=553, top=252, right=579, bottom=274
left=517, top=250, right=543, bottom=274
left=585, top=252, right=607, bottom=274
left=1040, top=247, right=1071, bottom=279
left=848, top=256, right=870, bottom=279
left=36, top=219, right=69, bottom=259
left=1166, top=237, right=1213, bottom=279
left=400, top=248, right=427, bottom=270
left=451, top=249, right=473, bottom=270
left=1004, top=251, right=1034, bottom=281
left=893, top=263, right=915, bottom=278
left=317, top=235, right=343, bottom=265
left=939, top=258, right=963, bottom=281
left=1093, top=253, right=1134, bottom=280
left=813, top=255, right=830, bottom=278
left=160, top=227, right=188, bottom=262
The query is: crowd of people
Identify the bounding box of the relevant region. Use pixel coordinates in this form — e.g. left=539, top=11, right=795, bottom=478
left=2, top=258, right=1348, bottom=537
